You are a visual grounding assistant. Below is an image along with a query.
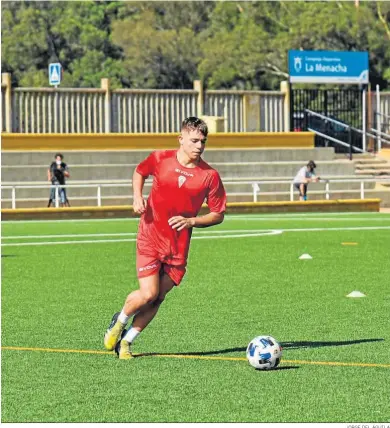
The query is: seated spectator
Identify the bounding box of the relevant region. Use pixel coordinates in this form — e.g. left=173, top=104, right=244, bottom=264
left=293, top=160, right=319, bottom=201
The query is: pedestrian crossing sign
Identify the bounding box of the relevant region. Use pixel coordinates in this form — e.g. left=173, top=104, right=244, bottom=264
left=49, top=63, right=62, bottom=86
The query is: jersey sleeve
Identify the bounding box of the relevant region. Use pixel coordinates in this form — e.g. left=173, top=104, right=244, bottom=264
left=136, top=151, right=160, bottom=178
left=206, top=171, right=227, bottom=213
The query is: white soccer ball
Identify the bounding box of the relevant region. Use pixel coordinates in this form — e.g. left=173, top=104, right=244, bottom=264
left=246, top=335, right=283, bottom=370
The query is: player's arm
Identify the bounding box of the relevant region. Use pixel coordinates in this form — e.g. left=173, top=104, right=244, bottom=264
left=307, top=174, right=319, bottom=183
left=132, top=151, right=159, bottom=214
left=169, top=171, right=226, bottom=231
left=132, top=170, right=147, bottom=214
left=47, top=168, right=52, bottom=182
left=193, top=212, right=224, bottom=228
left=63, top=164, right=70, bottom=178
left=169, top=211, right=224, bottom=231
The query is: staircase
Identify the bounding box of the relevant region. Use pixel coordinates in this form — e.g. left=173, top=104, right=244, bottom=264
left=354, top=156, right=390, bottom=177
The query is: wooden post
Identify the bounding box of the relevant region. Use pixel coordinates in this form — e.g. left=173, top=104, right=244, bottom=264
left=2, top=73, right=12, bottom=132
left=280, top=81, right=290, bottom=132
left=243, top=94, right=261, bottom=132
left=101, top=78, right=111, bottom=133
left=193, top=80, right=203, bottom=117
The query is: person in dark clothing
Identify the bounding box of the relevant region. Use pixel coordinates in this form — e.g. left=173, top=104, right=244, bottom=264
left=47, top=153, right=70, bottom=207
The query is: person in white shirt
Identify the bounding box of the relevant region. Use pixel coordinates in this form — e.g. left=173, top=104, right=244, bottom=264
left=293, top=160, right=319, bottom=201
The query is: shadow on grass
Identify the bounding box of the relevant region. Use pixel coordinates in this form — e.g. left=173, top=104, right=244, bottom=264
left=134, top=338, right=384, bottom=359
left=256, top=366, right=300, bottom=371
left=281, top=338, right=384, bottom=350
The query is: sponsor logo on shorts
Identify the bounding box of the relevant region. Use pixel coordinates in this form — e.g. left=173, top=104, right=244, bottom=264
left=139, top=263, right=158, bottom=272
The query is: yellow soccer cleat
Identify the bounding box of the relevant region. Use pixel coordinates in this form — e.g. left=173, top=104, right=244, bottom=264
left=117, top=339, right=133, bottom=360
left=104, top=312, right=126, bottom=351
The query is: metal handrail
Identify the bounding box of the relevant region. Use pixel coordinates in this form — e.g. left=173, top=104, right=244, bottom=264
left=304, top=109, right=385, bottom=158
left=304, top=109, right=350, bottom=130
left=307, top=128, right=364, bottom=153
left=369, top=127, right=390, bottom=141
left=305, top=109, right=379, bottom=139
left=2, top=178, right=389, bottom=208
left=375, top=111, right=390, bottom=121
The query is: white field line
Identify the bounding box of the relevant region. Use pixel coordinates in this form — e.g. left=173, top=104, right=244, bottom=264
left=2, top=233, right=139, bottom=240
left=2, top=226, right=390, bottom=247
left=1, top=231, right=282, bottom=247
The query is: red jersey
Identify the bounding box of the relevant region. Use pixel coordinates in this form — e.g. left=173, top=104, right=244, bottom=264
left=135, top=150, right=226, bottom=264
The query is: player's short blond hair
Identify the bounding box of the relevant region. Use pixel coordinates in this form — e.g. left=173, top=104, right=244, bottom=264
left=181, top=117, right=208, bottom=137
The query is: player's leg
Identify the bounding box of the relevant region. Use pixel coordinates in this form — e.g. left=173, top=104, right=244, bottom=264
left=104, top=270, right=160, bottom=351
left=299, top=183, right=306, bottom=201
left=117, top=273, right=176, bottom=360
left=301, top=183, right=308, bottom=201
left=132, top=273, right=175, bottom=331
left=48, top=187, right=55, bottom=207
left=60, top=189, right=66, bottom=207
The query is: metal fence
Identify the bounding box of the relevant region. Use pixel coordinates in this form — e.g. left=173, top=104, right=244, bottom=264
left=12, top=88, right=107, bottom=133
left=111, top=89, right=198, bottom=133
left=260, top=91, right=285, bottom=132
left=202, top=90, right=284, bottom=132
left=2, top=73, right=390, bottom=135
left=1, top=75, right=287, bottom=134
left=372, top=89, right=390, bottom=135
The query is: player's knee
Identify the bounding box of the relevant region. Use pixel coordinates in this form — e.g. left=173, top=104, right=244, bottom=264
left=141, top=288, right=159, bottom=304
left=154, top=292, right=167, bottom=306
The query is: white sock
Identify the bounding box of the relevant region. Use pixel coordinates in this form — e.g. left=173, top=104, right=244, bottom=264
left=118, top=310, right=130, bottom=325
left=123, top=327, right=141, bottom=344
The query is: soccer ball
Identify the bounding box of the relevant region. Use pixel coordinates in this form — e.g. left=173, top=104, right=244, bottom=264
left=246, top=335, right=283, bottom=370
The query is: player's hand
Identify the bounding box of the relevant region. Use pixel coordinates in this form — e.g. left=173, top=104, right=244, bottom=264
left=168, top=216, right=195, bottom=231
left=133, top=195, right=147, bottom=214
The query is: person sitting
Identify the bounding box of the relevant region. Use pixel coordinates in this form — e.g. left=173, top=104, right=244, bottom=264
left=293, top=160, right=319, bottom=201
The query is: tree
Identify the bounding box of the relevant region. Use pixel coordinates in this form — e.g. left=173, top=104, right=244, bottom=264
left=1, top=1, right=389, bottom=90
left=1, top=0, right=125, bottom=87
left=199, top=1, right=390, bottom=90
left=111, top=2, right=214, bottom=88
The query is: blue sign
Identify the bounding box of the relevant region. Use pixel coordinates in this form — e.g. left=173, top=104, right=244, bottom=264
left=288, top=50, right=369, bottom=84
left=49, top=63, right=62, bottom=86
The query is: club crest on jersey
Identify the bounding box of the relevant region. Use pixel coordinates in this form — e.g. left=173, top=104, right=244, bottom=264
left=178, top=175, right=186, bottom=188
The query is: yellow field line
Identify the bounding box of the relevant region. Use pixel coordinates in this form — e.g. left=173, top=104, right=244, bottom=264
left=1, top=346, right=112, bottom=355
left=2, top=346, right=390, bottom=368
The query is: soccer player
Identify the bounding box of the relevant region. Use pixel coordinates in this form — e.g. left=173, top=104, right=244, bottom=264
left=293, top=160, right=320, bottom=201
left=104, top=117, right=227, bottom=359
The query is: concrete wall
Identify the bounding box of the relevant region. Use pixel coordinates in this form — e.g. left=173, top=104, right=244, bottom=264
left=3, top=146, right=385, bottom=208
left=1, top=160, right=357, bottom=183
left=1, top=147, right=334, bottom=166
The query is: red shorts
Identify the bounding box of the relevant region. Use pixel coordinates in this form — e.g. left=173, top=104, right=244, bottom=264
left=136, top=250, right=186, bottom=286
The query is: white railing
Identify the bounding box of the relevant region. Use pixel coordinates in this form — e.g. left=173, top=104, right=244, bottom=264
left=249, top=179, right=390, bottom=202
left=2, top=178, right=389, bottom=209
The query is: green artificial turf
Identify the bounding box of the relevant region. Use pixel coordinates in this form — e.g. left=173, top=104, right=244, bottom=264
left=1, top=213, right=390, bottom=422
